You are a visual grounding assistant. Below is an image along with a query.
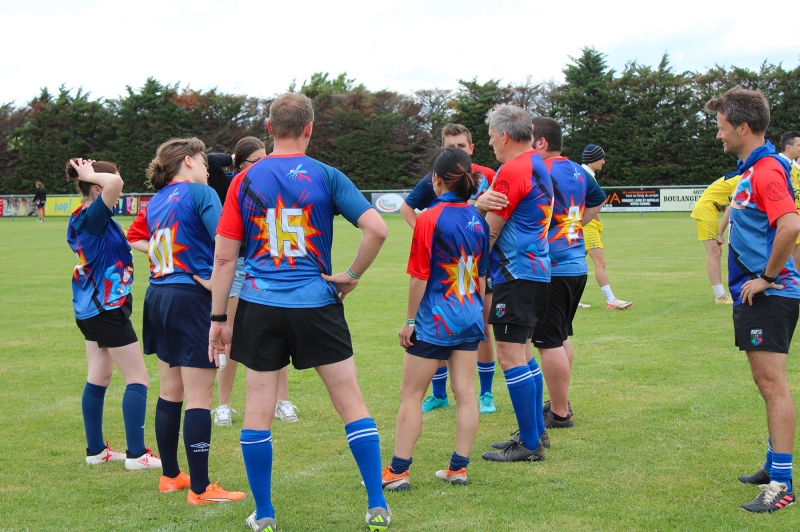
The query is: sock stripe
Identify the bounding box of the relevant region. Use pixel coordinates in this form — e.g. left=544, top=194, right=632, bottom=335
left=432, top=374, right=448, bottom=381
left=529, top=368, right=542, bottom=377
left=347, top=428, right=379, bottom=444
left=477, top=367, right=495, bottom=373
left=505, top=373, right=533, bottom=386
left=241, top=436, right=272, bottom=445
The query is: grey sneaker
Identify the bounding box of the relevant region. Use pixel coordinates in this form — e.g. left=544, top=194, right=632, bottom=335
left=245, top=511, right=276, bottom=531
left=274, top=401, right=299, bottom=423
left=482, top=439, right=544, bottom=462
left=212, top=404, right=239, bottom=426
left=366, top=506, right=391, bottom=531
left=490, top=430, right=550, bottom=450
left=741, top=481, right=795, bottom=513
left=739, top=465, right=770, bottom=485
left=545, top=409, right=574, bottom=429
left=542, top=400, right=572, bottom=417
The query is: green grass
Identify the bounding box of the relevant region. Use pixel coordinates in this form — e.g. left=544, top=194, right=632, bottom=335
left=2, top=212, right=800, bottom=531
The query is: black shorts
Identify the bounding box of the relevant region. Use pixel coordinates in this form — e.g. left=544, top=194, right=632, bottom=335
left=532, top=275, right=587, bottom=349
left=406, top=330, right=480, bottom=360
left=76, top=296, right=138, bottom=349
left=143, top=283, right=215, bottom=369
left=231, top=299, right=353, bottom=372
left=489, top=279, right=550, bottom=344
left=733, top=295, right=799, bottom=353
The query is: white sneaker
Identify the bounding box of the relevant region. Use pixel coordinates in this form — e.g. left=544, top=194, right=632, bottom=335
left=86, top=442, right=126, bottom=465
left=274, top=400, right=299, bottom=423
left=715, top=293, right=733, bottom=304
left=577, top=302, right=591, bottom=308
left=212, top=404, right=238, bottom=426
left=246, top=511, right=277, bottom=532
left=606, top=298, right=633, bottom=310
left=125, top=449, right=162, bottom=470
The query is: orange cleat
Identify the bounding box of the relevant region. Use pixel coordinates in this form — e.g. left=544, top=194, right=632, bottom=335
left=187, top=479, right=246, bottom=505
left=159, top=469, right=191, bottom=493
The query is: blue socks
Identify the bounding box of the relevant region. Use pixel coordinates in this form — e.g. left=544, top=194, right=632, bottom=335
left=82, top=382, right=107, bottom=454
left=765, top=438, right=773, bottom=470
left=449, top=452, right=469, bottom=472
left=477, top=362, right=495, bottom=396
left=346, top=418, right=387, bottom=509
left=122, top=383, right=147, bottom=457
left=771, top=451, right=793, bottom=492
left=389, top=455, right=413, bottom=475
left=527, top=357, right=545, bottom=438
left=504, top=366, right=539, bottom=450
left=431, top=366, right=448, bottom=399
left=241, top=429, right=274, bottom=520
left=155, top=398, right=183, bottom=478
left=184, top=408, right=212, bottom=494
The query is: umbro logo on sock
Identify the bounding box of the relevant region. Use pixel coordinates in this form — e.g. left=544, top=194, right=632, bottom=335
left=191, top=442, right=210, bottom=452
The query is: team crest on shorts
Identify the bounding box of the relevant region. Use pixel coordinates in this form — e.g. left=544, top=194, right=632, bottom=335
left=495, top=303, right=506, bottom=318
left=750, top=329, right=763, bottom=346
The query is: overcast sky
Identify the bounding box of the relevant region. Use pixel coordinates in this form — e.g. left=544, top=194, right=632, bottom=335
left=1, top=0, right=798, bottom=106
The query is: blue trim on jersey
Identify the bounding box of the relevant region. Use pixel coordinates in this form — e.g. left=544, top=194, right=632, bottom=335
left=405, top=173, right=436, bottom=210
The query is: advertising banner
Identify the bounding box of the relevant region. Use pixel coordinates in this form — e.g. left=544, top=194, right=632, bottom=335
left=3, top=197, right=37, bottom=217
left=126, top=196, right=138, bottom=216
left=659, top=187, right=706, bottom=212
left=371, top=192, right=409, bottom=214
left=45, top=196, right=82, bottom=217
left=137, top=196, right=151, bottom=214
left=601, top=188, right=661, bottom=212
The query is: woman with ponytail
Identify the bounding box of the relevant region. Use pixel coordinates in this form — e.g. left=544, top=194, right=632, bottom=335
left=126, top=138, right=245, bottom=505
left=66, top=158, right=160, bottom=472
left=381, top=147, right=489, bottom=490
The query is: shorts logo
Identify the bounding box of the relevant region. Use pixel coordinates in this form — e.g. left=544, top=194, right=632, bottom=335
left=495, top=303, right=506, bottom=318
left=751, top=329, right=763, bottom=346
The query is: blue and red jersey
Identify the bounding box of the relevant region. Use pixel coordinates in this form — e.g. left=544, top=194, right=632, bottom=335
left=490, top=150, right=554, bottom=284
left=127, top=181, right=221, bottom=286
left=405, top=163, right=496, bottom=210
left=216, top=154, right=372, bottom=308
left=544, top=157, right=606, bottom=276
left=67, top=200, right=134, bottom=320
left=407, top=192, right=489, bottom=345
left=728, top=144, right=800, bottom=305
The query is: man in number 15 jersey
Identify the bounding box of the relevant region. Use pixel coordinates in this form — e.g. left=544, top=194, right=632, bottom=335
left=209, top=92, right=392, bottom=532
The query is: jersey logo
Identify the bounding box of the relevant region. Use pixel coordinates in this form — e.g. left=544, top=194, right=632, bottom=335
left=439, top=248, right=480, bottom=305
left=168, top=189, right=180, bottom=202
left=466, top=215, right=484, bottom=233
left=285, top=164, right=311, bottom=182
left=750, top=329, right=763, bottom=346
left=432, top=305, right=463, bottom=337
left=766, top=181, right=789, bottom=201
left=495, top=303, right=506, bottom=318
left=572, top=168, right=584, bottom=183
left=550, top=201, right=583, bottom=245
left=149, top=221, right=189, bottom=277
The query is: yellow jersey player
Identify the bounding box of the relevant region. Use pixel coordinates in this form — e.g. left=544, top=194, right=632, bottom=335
left=690, top=174, right=742, bottom=303
left=580, top=144, right=632, bottom=309
left=778, top=131, right=800, bottom=266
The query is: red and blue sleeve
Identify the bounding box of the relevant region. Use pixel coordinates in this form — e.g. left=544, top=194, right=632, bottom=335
left=217, top=172, right=246, bottom=240
left=493, top=159, right=532, bottom=221
left=407, top=209, right=435, bottom=280
left=126, top=208, right=149, bottom=242
left=752, top=162, right=798, bottom=227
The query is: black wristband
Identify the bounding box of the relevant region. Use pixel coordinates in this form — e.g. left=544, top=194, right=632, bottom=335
left=760, top=272, right=778, bottom=284
left=210, top=313, right=228, bottom=322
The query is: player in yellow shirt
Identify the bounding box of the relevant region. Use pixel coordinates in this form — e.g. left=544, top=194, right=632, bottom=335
left=778, top=131, right=800, bottom=266
left=690, top=174, right=741, bottom=303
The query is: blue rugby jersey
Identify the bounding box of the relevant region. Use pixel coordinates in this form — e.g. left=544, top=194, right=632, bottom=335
left=489, top=150, right=554, bottom=284
left=544, top=157, right=606, bottom=276
left=407, top=192, right=489, bottom=345
left=728, top=146, right=800, bottom=305
left=67, top=200, right=134, bottom=319
left=127, top=181, right=221, bottom=286
left=217, top=154, right=372, bottom=308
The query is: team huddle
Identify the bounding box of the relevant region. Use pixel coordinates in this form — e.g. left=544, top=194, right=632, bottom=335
left=66, top=87, right=800, bottom=531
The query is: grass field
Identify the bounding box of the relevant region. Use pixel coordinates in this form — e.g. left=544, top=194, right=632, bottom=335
left=2, top=212, right=800, bottom=531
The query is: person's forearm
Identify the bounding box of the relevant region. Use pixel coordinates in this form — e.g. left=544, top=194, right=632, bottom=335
left=400, top=203, right=418, bottom=229
left=764, top=222, right=800, bottom=277
left=582, top=205, right=603, bottom=226
left=406, top=277, right=427, bottom=320
left=130, top=239, right=148, bottom=253
left=720, top=205, right=731, bottom=233
left=211, top=259, right=237, bottom=315
left=351, top=210, right=388, bottom=275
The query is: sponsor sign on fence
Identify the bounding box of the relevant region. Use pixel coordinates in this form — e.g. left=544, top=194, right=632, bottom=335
left=601, top=188, right=661, bottom=212
left=371, top=192, right=409, bottom=214
left=658, top=187, right=706, bottom=212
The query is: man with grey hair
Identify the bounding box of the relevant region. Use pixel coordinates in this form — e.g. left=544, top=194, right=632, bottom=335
left=475, top=104, right=554, bottom=462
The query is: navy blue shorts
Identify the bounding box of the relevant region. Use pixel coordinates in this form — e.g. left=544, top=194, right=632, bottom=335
left=406, top=330, right=479, bottom=360
left=143, top=283, right=216, bottom=369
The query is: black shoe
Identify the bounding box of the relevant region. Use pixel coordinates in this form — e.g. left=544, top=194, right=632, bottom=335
left=739, top=465, right=770, bottom=485
left=543, top=400, right=572, bottom=417
left=482, top=439, right=544, bottom=462
left=489, top=430, right=550, bottom=450
left=741, top=481, right=795, bottom=513
left=545, top=409, right=574, bottom=429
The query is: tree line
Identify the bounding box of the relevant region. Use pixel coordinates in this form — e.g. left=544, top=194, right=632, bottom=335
left=1, top=48, right=799, bottom=195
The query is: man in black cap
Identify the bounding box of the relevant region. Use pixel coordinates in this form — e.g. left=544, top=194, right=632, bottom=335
left=580, top=144, right=633, bottom=310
